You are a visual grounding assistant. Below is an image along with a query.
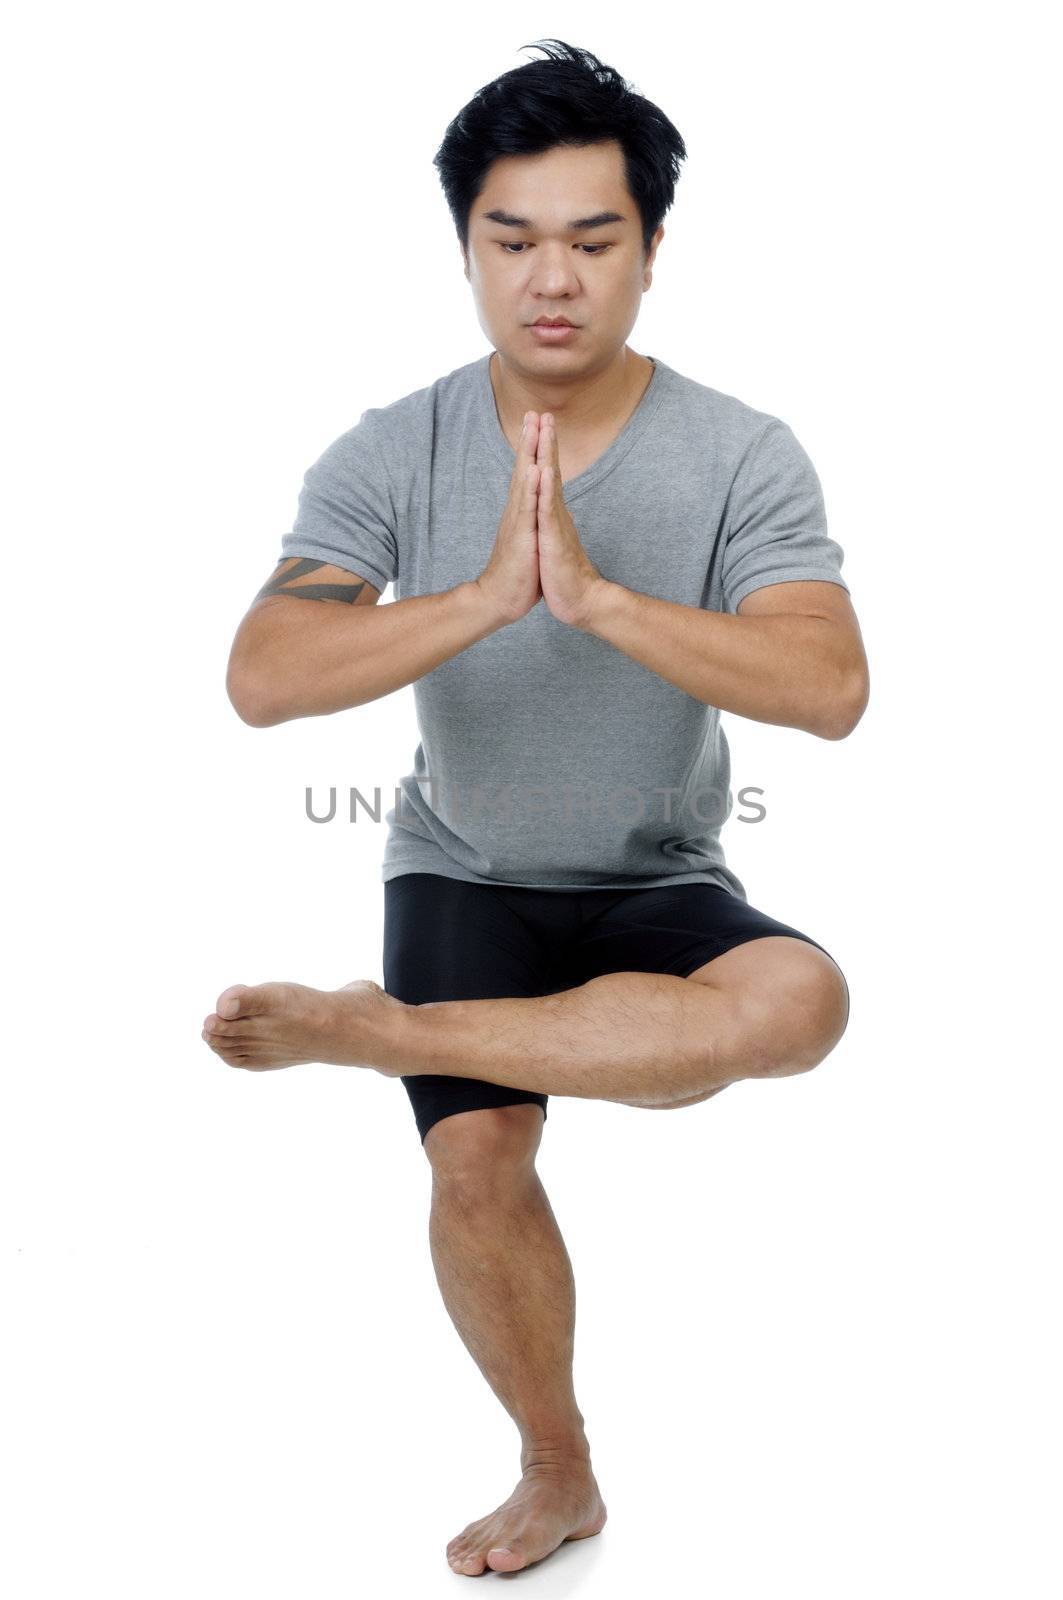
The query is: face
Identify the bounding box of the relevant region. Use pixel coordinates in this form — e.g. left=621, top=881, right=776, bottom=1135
left=462, top=139, right=663, bottom=377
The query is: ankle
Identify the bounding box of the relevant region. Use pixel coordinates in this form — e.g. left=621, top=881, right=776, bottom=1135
left=520, top=1428, right=593, bottom=1476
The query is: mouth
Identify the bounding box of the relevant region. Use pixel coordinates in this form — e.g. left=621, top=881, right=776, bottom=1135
left=531, top=318, right=578, bottom=328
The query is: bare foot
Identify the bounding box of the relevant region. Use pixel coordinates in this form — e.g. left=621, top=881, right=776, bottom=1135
left=446, top=1463, right=608, bottom=1576
left=201, top=979, right=406, bottom=1073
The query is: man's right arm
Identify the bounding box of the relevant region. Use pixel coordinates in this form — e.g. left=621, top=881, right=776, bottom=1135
left=226, top=557, right=507, bottom=726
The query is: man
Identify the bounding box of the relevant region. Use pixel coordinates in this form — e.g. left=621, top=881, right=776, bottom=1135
left=203, top=39, right=869, bottom=1578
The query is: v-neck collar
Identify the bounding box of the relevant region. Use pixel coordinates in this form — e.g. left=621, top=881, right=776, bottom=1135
left=476, top=351, right=669, bottom=501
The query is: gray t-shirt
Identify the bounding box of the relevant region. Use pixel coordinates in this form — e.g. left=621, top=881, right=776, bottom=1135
left=278, top=352, right=849, bottom=900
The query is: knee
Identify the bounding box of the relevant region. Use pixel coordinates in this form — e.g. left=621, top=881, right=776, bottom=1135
left=780, top=948, right=849, bottom=1072
left=423, top=1102, right=545, bottom=1185
left=745, top=947, right=850, bottom=1077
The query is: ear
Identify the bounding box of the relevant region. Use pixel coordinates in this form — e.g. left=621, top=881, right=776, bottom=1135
left=643, top=224, right=664, bottom=283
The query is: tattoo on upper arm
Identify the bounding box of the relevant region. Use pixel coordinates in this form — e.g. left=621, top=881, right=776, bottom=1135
left=256, top=558, right=367, bottom=605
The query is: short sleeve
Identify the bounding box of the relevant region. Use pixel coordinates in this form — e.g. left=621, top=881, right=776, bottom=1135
left=721, top=420, right=849, bottom=614
left=278, top=411, right=398, bottom=595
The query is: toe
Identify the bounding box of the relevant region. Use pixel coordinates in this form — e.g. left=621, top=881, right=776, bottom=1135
left=486, top=1543, right=525, bottom=1570
left=216, top=984, right=255, bottom=1020
left=450, top=1550, right=484, bottom=1574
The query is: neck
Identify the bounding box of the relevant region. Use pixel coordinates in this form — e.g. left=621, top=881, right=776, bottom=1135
left=489, top=346, right=652, bottom=437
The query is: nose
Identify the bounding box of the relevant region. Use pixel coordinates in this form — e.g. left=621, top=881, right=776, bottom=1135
left=528, top=242, right=582, bottom=296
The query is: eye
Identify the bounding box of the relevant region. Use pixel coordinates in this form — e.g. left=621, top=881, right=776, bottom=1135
left=497, top=242, right=611, bottom=255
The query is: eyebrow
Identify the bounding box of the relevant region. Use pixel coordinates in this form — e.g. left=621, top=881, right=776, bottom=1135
left=481, top=208, right=628, bottom=232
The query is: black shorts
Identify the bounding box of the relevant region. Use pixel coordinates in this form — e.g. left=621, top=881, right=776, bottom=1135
left=382, top=872, right=846, bottom=1145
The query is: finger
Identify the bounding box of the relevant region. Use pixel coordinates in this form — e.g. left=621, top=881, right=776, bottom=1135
left=525, top=463, right=540, bottom=526
left=514, top=415, right=536, bottom=493
left=522, top=411, right=540, bottom=458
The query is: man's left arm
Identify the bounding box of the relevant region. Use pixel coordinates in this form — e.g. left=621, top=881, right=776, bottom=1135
left=581, top=576, right=870, bottom=740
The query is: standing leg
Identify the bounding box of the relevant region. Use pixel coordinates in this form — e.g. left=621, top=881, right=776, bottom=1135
left=423, top=1103, right=608, bottom=1576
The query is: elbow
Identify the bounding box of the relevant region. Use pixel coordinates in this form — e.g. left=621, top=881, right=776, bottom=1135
left=226, top=660, right=284, bottom=728
left=816, top=665, right=870, bottom=741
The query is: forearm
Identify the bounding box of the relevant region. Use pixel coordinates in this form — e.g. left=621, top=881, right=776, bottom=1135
left=230, top=580, right=504, bottom=725
left=584, top=581, right=858, bottom=738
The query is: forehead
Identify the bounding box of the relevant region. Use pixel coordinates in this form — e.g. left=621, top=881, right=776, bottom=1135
left=474, top=140, right=630, bottom=225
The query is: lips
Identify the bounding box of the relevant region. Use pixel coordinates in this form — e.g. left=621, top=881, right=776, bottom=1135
left=532, top=318, right=576, bottom=328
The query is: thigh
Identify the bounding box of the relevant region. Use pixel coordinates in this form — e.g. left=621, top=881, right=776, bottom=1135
left=383, top=873, right=555, bottom=1145
left=562, top=881, right=843, bottom=989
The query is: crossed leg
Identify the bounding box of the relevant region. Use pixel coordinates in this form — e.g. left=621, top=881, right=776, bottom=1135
left=203, top=934, right=850, bottom=1107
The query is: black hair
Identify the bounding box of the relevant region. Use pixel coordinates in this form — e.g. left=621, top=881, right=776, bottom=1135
left=433, top=39, right=687, bottom=260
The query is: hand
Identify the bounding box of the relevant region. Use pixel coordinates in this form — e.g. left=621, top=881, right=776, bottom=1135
left=474, top=411, right=544, bottom=626
left=535, top=413, right=609, bottom=630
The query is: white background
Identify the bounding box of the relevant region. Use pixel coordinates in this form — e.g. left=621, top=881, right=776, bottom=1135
left=5, top=3, right=1060, bottom=1594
